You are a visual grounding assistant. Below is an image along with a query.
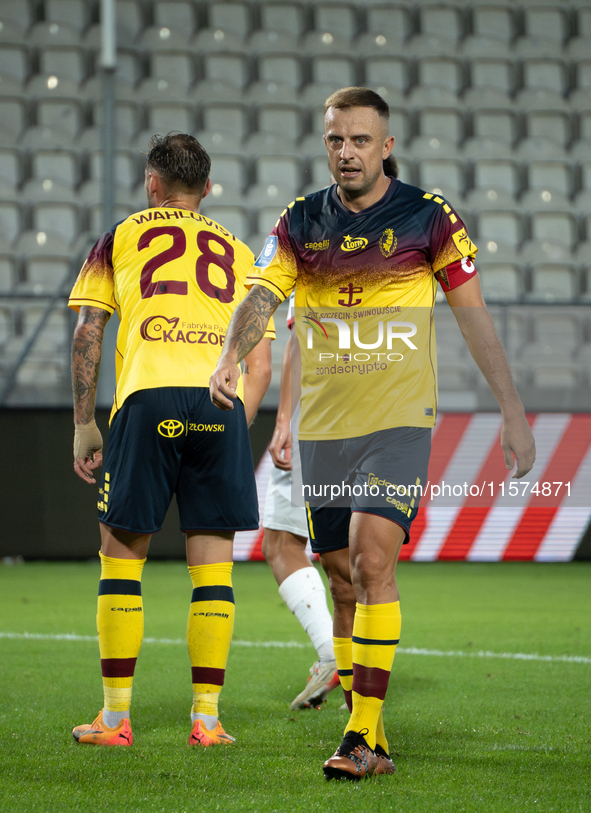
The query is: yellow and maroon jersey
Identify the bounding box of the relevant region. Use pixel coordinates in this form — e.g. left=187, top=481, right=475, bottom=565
left=69, top=207, right=275, bottom=419
left=247, top=180, right=477, bottom=440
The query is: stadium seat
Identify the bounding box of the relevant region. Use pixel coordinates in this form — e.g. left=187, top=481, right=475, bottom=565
left=477, top=211, right=523, bottom=249
left=416, top=109, right=463, bottom=146
left=21, top=256, right=71, bottom=294
left=527, top=264, right=579, bottom=303
left=0, top=20, right=27, bottom=47
left=202, top=103, right=249, bottom=139
left=464, top=58, right=516, bottom=108
left=302, top=154, right=332, bottom=194
left=0, top=98, right=24, bottom=146
left=0, top=201, right=22, bottom=246
left=209, top=154, right=247, bottom=190
left=0, top=0, right=33, bottom=31
left=252, top=154, right=301, bottom=192
left=513, top=5, right=568, bottom=57
left=531, top=363, right=580, bottom=389
left=461, top=4, right=514, bottom=56
left=472, top=159, right=519, bottom=198
left=309, top=55, right=357, bottom=91
left=0, top=44, right=28, bottom=84
left=198, top=104, right=250, bottom=154
left=31, top=202, right=79, bottom=244
left=0, top=147, right=19, bottom=193
left=417, top=57, right=463, bottom=96
left=31, top=149, right=78, bottom=187
left=20, top=305, right=71, bottom=351
left=478, top=263, right=524, bottom=302
left=256, top=55, right=303, bottom=92
left=516, top=59, right=568, bottom=109
left=471, top=109, right=517, bottom=148
left=88, top=150, right=141, bottom=192
left=354, top=4, right=412, bottom=56
left=525, top=111, right=572, bottom=150
left=149, top=52, right=195, bottom=88
left=193, top=27, right=247, bottom=56
left=206, top=2, right=251, bottom=41
left=84, top=1, right=144, bottom=46
left=311, top=3, right=359, bottom=43
left=418, top=159, right=464, bottom=199
left=257, top=206, right=283, bottom=237
left=0, top=254, right=16, bottom=292
left=198, top=204, right=249, bottom=242
left=92, top=100, right=140, bottom=143
left=530, top=212, right=578, bottom=250
left=146, top=102, right=196, bottom=137
left=531, top=156, right=573, bottom=194
left=38, top=46, right=87, bottom=85
left=201, top=54, right=251, bottom=91
left=410, top=4, right=464, bottom=53
left=0, top=302, right=15, bottom=345
left=88, top=204, right=134, bottom=236
left=36, top=94, right=84, bottom=138
left=257, top=105, right=303, bottom=140
left=364, top=57, right=408, bottom=104
left=568, top=6, right=591, bottom=49
left=45, top=0, right=90, bottom=32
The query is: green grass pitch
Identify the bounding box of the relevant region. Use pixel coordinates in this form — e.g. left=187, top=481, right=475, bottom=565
left=0, top=560, right=589, bottom=813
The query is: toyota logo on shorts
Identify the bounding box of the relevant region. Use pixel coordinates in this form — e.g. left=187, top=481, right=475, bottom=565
left=158, top=419, right=184, bottom=438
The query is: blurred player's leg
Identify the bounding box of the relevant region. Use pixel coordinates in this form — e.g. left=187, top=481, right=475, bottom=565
left=186, top=532, right=236, bottom=746
left=263, top=463, right=337, bottom=709
left=73, top=526, right=150, bottom=746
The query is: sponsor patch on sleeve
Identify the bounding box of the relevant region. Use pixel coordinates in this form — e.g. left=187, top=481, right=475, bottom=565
left=254, top=235, right=278, bottom=268
left=451, top=228, right=477, bottom=258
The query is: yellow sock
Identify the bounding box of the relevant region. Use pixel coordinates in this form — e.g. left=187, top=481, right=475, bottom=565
left=187, top=563, right=235, bottom=724
left=346, top=601, right=401, bottom=751
left=376, top=709, right=389, bottom=754
left=333, top=636, right=353, bottom=712
left=97, top=552, right=145, bottom=716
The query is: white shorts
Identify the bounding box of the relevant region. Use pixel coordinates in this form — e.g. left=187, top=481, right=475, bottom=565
left=262, top=404, right=308, bottom=538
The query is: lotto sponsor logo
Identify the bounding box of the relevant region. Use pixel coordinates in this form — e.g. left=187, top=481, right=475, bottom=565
left=341, top=234, right=368, bottom=251
left=141, top=315, right=225, bottom=346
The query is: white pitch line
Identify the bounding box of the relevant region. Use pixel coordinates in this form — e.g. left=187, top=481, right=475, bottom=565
left=1, top=632, right=590, bottom=664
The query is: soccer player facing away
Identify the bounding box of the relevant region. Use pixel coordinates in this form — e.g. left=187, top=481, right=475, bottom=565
left=262, top=157, right=400, bottom=711
left=69, top=134, right=273, bottom=747
left=211, top=87, right=536, bottom=779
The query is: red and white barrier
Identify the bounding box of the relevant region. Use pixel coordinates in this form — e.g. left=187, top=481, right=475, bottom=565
left=234, top=414, right=591, bottom=562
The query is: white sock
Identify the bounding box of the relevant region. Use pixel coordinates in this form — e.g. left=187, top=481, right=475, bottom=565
left=103, top=709, right=129, bottom=728
left=191, top=712, right=218, bottom=730
left=278, top=566, right=334, bottom=662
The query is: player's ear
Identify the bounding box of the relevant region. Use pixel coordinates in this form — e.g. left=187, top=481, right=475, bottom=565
left=383, top=135, right=395, bottom=159
left=201, top=177, right=212, bottom=200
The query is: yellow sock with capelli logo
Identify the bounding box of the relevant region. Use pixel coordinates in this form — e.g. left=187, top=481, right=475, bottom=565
left=188, top=563, right=235, bottom=728
left=97, top=553, right=145, bottom=726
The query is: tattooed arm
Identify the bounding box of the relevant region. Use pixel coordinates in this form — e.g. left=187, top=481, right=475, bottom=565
left=71, top=305, right=110, bottom=483
left=210, top=285, right=281, bottom=412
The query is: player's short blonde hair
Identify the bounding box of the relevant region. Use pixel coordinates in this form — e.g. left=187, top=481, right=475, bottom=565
left=324, top=87, right=389, bottom=124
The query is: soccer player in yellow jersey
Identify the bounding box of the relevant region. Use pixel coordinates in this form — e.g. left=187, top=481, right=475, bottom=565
left=68, top=134, right=274, bottom=747
left=211, top=88, right=536, bottom=779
